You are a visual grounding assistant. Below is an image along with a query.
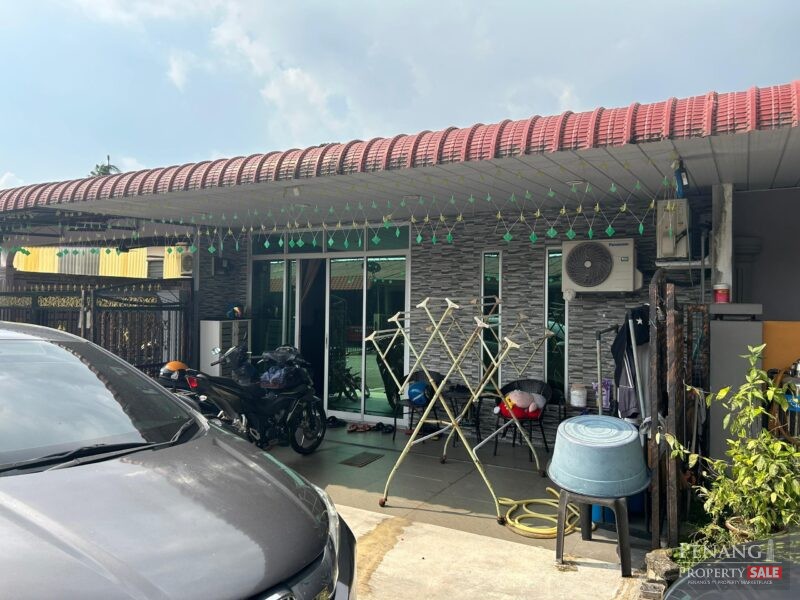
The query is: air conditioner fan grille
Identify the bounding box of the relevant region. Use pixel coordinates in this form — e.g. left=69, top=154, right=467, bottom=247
left=565, top=242, right=614, bottom=287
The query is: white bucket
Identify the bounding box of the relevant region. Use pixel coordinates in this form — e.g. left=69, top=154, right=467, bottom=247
left=570, top=383, right=587, bottom=408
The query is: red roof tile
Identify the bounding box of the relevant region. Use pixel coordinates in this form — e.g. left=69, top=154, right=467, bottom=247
left=2, top=80, right=798, bottom=212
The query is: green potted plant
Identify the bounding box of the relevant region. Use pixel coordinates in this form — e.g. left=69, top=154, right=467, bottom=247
left=661, top=344, right=800, bottom=558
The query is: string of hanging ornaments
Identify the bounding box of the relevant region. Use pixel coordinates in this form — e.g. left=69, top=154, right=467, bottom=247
left=0, top=176, right=679, bottom=256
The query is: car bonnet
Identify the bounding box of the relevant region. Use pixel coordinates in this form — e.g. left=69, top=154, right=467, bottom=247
left=0, top=426, right=329, bottom=599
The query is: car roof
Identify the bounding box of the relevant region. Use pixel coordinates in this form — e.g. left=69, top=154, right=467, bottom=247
left=0, top=321, right=85, bottom=342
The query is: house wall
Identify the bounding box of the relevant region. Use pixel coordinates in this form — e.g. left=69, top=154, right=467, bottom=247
left=408, top=209, right=706, bottom=425
left=733, top=188, right=800, bottom=321
left=196, top=234, right=250, bottom=321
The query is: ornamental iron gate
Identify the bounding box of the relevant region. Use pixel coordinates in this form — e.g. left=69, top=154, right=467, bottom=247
left=0, top=280, right=193, bottom=376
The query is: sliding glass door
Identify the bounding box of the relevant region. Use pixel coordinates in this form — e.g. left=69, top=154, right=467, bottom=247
left=326, top=255, right=407, bottom=421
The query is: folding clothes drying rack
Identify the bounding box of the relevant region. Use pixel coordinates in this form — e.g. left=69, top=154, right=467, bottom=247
left=366, top=296, right=550, bottom=524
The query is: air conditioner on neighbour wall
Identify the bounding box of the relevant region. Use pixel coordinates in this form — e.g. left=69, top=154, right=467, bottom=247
left=179, top=253, right=194, bottom=277
left=561, top=238, right=643, bottom=295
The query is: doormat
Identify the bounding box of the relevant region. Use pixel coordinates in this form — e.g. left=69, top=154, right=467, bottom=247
left=340, top=452, right=383, bottom=468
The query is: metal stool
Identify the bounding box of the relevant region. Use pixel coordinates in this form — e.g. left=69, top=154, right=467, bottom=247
left=555, top=490, right=632, bottom=577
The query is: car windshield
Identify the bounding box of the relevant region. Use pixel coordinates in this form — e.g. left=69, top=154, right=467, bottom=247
left=0, top=339, right=193, bottom=466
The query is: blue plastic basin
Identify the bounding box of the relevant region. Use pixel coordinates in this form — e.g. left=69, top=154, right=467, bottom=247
left=547, top=415, right=650, bottom=498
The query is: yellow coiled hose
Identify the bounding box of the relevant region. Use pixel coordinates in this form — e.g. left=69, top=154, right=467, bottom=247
left=497, top=487, right=594, bottom=538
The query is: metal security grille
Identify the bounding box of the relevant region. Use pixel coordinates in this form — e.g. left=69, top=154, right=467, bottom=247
left=0, top=280, right=193, bottom=376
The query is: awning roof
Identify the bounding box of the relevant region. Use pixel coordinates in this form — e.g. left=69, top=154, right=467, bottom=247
left=2, top=80, right=798, bottom=214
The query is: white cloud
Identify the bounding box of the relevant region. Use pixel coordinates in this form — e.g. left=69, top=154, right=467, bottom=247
left=117, top=156, right=146, bottom=172
left=167, top=50, right=194, bottom=90
left=71, top=0, right=218, bottom=25
left=0, top=172, right=24, bottom=190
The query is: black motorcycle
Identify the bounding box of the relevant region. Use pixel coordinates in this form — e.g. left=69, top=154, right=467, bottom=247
left=185, top=342, right=327, bottom=455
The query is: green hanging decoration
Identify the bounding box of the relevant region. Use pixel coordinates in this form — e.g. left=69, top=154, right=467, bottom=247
left=525, top=190, right=532, bottom=200
left=166, top=247, right=173, bottom=254
left=278, top=237, right=284, bottom=248
left=371, top=234, right=381, bottom=246
left=176, top=246, right=184, bottom=254
left=662, top=175, right=670, bottom=187
left=610, top=182, right=617, bottom=193
left=296, top=238, right=304, bottom=248
left=446, top=232, right=453, bottom=244
left=208, top=244, right=217, bottom=254
left=510, top=193, right=516, bottom=203
left=189, top=243, right=197, bottom=253
left=588, top=227, right=595, bottom=239
left=546, top=226, right=557, bottom=238
left=327, top=236, right=334, bottom=248
left=357, top=235, right=362, bottom=248
left=263, top=239, right=270, bottom=249
left=415, top=233, right=423, bottom=244
left=383, top=220, right=390, bottom=229
left=233, top=213, right=238, bottom=220
left=547, top=188, right=555, bottom=198
left=431, top=233, right=438, bottom=245
left=485, top=193, right=492, bottom=203
left=311, top=237, right=317, bottom=247
left=638, top=222, right=644, bottom=235
left=449, top=195, right=455, bottom=205
left=235, top=240, right=240, bottom=251
left=529, top=232, right=538, bottom=244
left=566, top=228, right=576, bottom=240
left=605, top=225, right=616, bottom=237
left=371, top=200, right=377, bottom=209
left=571, top=183, right=577, bottom=193
left=288, top=238, right=296, bottom=249
left=116, top=248, right=122, bottom=255
left=635, top=180, right=642, bottom=191
left=502, top=231, right=513, bottom=243
left=468, top=194, right=475, bottom=204
left=395, top=226, right=401, bottom=238
left=400, top=198, right=407, bottom=207
left=328, top=206, right=335, bottom=214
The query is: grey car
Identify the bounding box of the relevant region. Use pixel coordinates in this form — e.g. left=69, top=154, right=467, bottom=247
left=0, top=322, right=356, bottom=600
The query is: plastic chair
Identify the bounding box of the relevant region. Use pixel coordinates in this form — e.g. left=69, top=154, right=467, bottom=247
left=492, top=379, right=552, bottom=459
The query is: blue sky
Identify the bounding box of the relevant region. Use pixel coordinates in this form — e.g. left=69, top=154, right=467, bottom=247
left=1, top=0, right=798, bottom=189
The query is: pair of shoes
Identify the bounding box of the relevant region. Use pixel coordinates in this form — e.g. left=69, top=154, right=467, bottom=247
left=327, top=416, right=346, bottom=428
left=372, top=422, right=395, bottom=435
left=346, top=423, right=372, bottom=433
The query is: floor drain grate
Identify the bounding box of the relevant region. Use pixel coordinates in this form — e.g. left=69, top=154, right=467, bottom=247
left=340, top=452, right=383, bottom=468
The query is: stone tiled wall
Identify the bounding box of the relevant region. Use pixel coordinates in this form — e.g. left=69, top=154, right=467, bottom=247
left=196, top=234, right=250, bottom=321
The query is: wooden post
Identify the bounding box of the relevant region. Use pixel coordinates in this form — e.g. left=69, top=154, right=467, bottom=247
left=665, top=283, right=681, bottom=548
left=648, top=269, right=664, bottom=549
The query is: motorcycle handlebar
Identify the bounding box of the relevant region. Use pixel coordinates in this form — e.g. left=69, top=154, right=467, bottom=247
left=210, top=359, right=221, bottom=366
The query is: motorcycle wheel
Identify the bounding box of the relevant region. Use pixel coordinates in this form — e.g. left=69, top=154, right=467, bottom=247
left=289, top=399, right=327, bottom=455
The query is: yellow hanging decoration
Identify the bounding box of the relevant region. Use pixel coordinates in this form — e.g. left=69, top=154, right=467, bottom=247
left=620, top=203, right=627, bottom=213
left=456, top=213, right=463, bottom=222
left=594, top=203, right=601, bottom=212
left=559, top=206, right=566, bottom=216
left=496, top=211, right=502, bottom=220
left=576, top=205, right=583, bottom=214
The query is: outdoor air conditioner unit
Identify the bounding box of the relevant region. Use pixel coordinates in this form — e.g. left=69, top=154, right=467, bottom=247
left=179, top=252, right=194, bottom=277
left=561, top=238, right=643, bottom=295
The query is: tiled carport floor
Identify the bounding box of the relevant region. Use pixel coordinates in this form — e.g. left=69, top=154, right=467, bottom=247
left=270, top=425, right=650, bottom=598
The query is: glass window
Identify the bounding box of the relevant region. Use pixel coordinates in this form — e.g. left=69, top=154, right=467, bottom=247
left=0, top=340, right=190, bottom=466
left=252, top=233, right=285, bottom=255
left=327, top=258, right=364, bottom=414
left=546, top=249, right=565, bottom=405
left=251, top=260, right=285, bottom=355
left=287, top=230, right=324, bottom=253
left=364, top=256, right=406, bottom=418
left=367, top=225, right=409, bottom=251
left=482, top=252, right=501, bottom=389
left=326, top=228, right=365, bottom=252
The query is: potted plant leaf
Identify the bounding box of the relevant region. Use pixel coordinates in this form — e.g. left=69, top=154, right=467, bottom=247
left=661, top=344, right=800, bottom=557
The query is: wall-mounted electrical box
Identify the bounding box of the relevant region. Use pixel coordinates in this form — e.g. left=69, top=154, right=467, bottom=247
left=656, top=199, right=690, bottom=259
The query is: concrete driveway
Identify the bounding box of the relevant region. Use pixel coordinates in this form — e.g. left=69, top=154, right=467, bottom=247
left=270, top=426, right=649, bottom=599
